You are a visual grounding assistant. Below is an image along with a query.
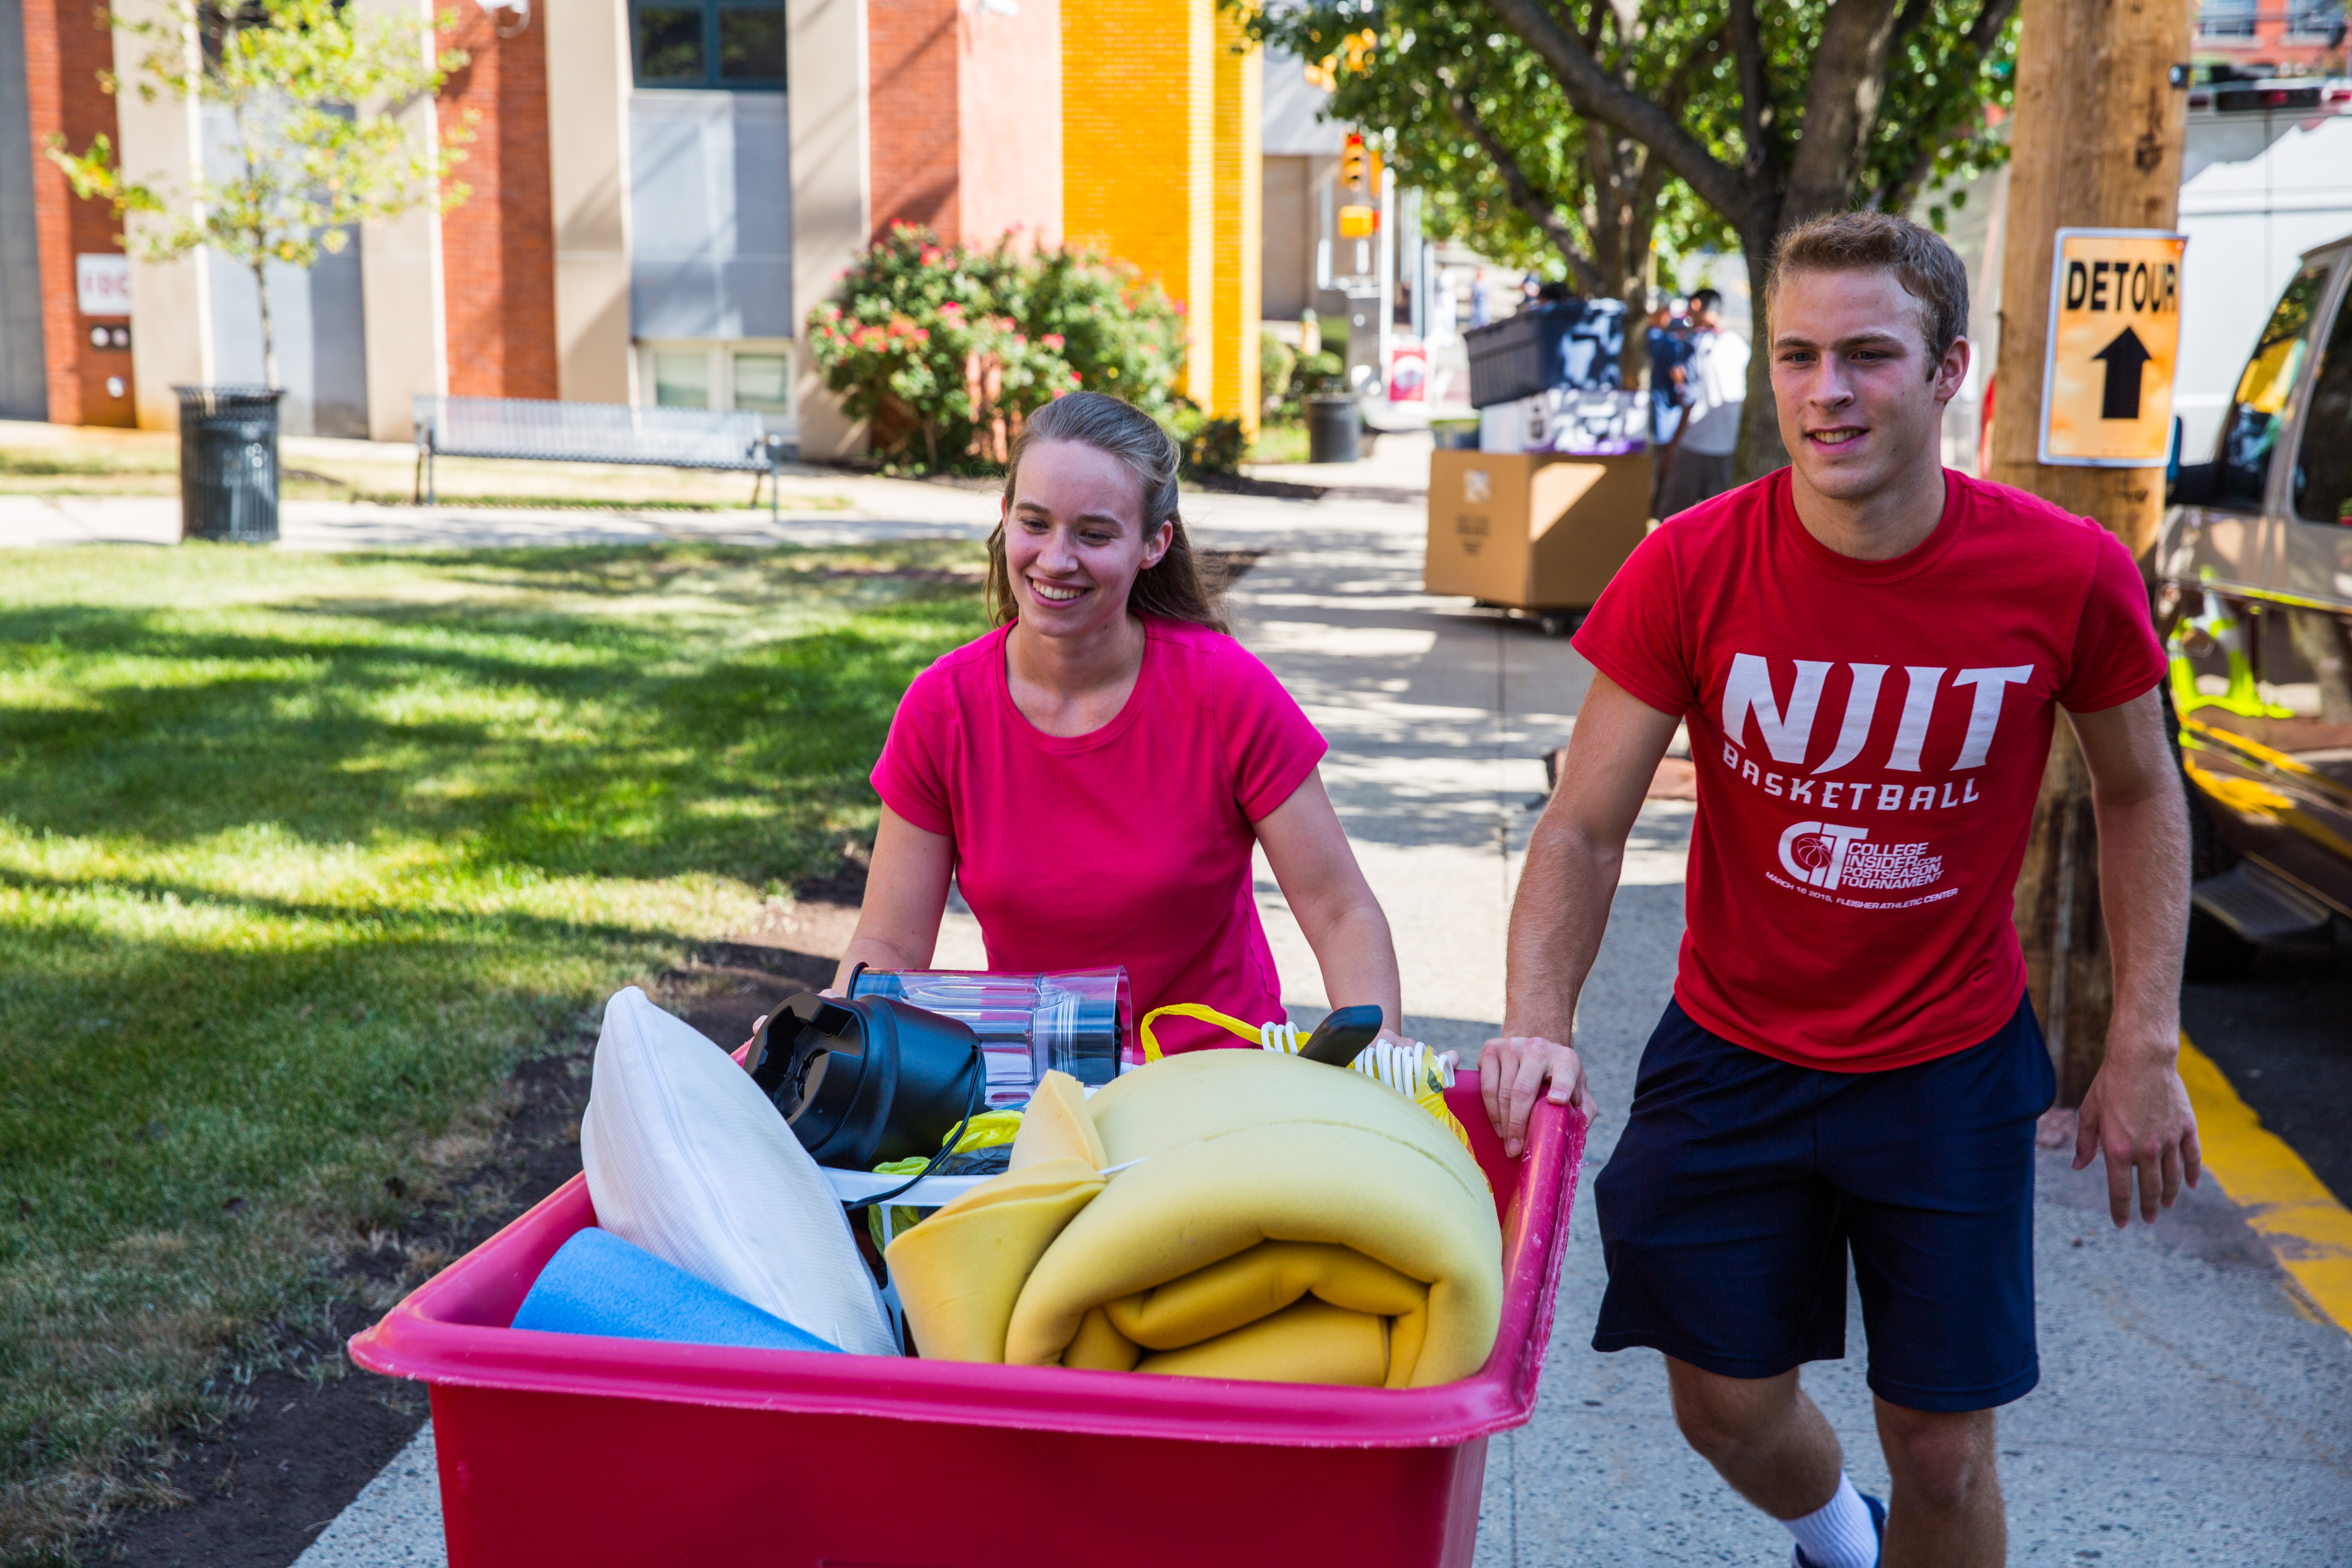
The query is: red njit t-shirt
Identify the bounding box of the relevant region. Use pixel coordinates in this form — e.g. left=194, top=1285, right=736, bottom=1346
left=1572, top=468, right=2167, bottom=1072
left=871, top=617, right=1328, bottom=1056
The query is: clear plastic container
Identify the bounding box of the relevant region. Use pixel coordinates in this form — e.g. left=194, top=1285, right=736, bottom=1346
left=846, top=967, right=1131, bottom=1105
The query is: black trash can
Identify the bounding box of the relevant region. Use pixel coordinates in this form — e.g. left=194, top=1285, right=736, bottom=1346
left=1307, top=394, right=1361, bottom=464
left=175, top=385, right=283, bottom=543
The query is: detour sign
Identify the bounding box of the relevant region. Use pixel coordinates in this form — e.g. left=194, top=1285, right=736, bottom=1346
left=2038, top=227, right=2187, bottom=467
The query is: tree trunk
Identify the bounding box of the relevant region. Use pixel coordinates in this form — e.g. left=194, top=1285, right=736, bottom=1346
left=1987, top=0, right=2193, bottom=1101
left=2012, top=722, right=2114, bottom=1107
left=253, top=262, right=279, bottom=390
left=1781, top=0, right=1908, bottom=224
left=1734, top=235, right=1786, bottom=481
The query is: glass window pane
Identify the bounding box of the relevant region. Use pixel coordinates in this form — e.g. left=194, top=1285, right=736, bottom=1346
left=733, top=354, right=792, bottom=416
left=2292, top=275, right=2352, bottom=526
left=635, top=6, right=706, bottom=85
left=2214, top=263, right=2329, bottom=507
left=718, top=6, right=787, bottom=84
left=655, top=350, right=712, bottom=408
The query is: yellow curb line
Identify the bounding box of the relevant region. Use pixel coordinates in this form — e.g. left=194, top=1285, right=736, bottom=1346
left=2178, top=1033, right=2352, bottom=1334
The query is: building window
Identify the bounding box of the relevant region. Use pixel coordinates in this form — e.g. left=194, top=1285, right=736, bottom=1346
left=2196, top=0, right=2257, bottom=34
left=653, top=349, right=713, bottom=408
left=631, top=0, right=786, bottom=90
left=732, top=353, right=792, bottom=418
left=2287, top=0, right=2346, bottom=38
left=639, top=342, right=797, bottom=432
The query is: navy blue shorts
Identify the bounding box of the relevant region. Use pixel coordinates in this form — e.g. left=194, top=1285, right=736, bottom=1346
left=1592, top=996, right=2056, bottom=1413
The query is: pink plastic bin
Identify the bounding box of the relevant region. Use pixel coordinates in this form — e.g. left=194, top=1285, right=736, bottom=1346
left=349, top=1072, right=1586, bottom=1568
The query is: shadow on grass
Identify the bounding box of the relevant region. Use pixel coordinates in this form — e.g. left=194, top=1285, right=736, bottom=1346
left=0, top=584, right=978, bottom=884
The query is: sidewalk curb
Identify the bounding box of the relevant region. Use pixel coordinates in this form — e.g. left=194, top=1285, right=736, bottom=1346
left=2179, top=1033, right=2352, bottom=1333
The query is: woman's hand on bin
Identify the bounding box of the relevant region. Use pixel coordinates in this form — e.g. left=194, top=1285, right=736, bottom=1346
left=1477, top=1035, right=1590, bottom=1160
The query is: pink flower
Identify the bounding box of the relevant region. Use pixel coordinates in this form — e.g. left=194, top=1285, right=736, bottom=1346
left=913, top=327, right=930, bottom=342
left=1012, top=334, right=1026, bottom=347
left=940, top=300, right=963, bottom=315
left=1068, top=370, right=1082, bottom=384
left=921, top=246, right=945, bottom=267
left=1042, top=333, right=1065, bottom=349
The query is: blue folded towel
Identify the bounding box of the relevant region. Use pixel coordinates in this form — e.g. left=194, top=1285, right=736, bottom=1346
left=511, top=1227, right=843, bottom=1354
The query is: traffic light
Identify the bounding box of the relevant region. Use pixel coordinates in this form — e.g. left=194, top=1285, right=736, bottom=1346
left=1341, top=132, right=1367, bottom=190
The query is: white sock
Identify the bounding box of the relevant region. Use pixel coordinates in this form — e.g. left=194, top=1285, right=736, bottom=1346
left=1784, top=1474, right=1878, bottom=1568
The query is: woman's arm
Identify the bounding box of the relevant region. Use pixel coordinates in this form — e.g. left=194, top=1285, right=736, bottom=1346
left=1253, top=768, right=1405, bottom=1036
left=832, top=805, right=957, bottom=989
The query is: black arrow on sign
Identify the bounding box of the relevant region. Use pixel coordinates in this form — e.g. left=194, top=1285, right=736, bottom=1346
left=2093, top=326, right=2153, bottom=420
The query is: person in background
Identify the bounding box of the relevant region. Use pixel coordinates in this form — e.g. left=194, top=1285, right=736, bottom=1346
left=1645, top=296, right=1695, bottom=519
left=1428, top=267, right=1459, bottom=345
left=1656, top=286, right=1749, bottom=516
left=1470, top=274, right=1492, bottom=329
left=838, top=391, right=1418, bottom=1059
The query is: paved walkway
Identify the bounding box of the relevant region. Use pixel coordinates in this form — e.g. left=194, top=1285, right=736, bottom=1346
left=49, top=482, right=2342, bottom=1564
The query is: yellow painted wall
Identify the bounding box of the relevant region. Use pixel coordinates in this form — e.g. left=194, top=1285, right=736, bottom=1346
left=1212, top=10, right=1262, bottom=434
left=1062, top=0, right=1259, bottom=422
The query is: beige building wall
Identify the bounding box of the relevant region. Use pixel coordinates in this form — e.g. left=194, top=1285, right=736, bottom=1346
left=108, top=0, right=211, bottom=430
left=544, top=0, right=635, bottom=404
left=788, top=0, right=871, bottom=459
left=355, top=0, right=447, bottom=441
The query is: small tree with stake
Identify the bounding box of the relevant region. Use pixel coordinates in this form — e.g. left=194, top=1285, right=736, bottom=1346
left=48, top=0, right=472, bottom=389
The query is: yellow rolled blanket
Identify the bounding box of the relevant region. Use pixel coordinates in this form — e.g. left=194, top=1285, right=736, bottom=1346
left=886, top=1051, right=1502, bottom=1389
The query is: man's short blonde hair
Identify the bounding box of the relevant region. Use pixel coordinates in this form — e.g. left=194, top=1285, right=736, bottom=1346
left=1766, top=212, right=1970, bottom=372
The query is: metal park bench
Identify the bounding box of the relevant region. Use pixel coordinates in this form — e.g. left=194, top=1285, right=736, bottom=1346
left=411, top=395, right=791, bottom=519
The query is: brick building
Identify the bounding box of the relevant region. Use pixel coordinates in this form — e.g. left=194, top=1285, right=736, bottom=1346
left=0, top=0, right=1264, bottom=453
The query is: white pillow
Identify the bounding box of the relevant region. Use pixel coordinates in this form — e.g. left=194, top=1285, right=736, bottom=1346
left=580, top=986, right=896, bottom=1357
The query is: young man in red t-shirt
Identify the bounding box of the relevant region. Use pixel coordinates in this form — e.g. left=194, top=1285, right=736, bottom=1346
left=1481, top=213, right=2200, bottom=1568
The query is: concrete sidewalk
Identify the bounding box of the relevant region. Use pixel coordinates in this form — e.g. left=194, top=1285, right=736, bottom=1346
left=224, top=485, right=2348, bottom=1564
left=0, top=475, right=1000, bottom=552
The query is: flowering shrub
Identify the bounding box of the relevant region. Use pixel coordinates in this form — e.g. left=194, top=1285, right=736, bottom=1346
left=1018, top=247, right=1187, bottom=417
left=805, top=225, right=1187, bottom=471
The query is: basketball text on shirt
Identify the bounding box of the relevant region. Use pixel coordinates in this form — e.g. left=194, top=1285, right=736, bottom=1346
left=1713, top=652, right=2035, bottom=907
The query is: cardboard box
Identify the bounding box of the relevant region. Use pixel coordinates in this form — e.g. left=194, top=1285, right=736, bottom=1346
left=1424, top=450, right=1651, bottom=609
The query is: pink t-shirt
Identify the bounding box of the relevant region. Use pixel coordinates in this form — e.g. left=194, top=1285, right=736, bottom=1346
left=871, top=616, right=1328, bottom=1055
left=1572, top=468, right=2165, bottom=1073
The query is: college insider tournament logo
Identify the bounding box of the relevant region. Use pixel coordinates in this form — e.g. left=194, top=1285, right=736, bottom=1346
left=1777, top=821, right=1945, bottom=893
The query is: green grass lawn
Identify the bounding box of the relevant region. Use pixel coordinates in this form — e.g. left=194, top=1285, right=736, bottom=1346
left=1246, top=419, right=1310, bottom=467
left=0, top=541, right=985, bottom=1561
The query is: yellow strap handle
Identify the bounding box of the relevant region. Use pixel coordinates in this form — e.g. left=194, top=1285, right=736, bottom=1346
left=1138, top=1002, right=1474, bottom=1156
left=1139, top=1002, right=1265, bottom=1062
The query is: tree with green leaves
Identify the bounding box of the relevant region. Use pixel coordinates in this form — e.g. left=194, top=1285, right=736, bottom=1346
left=1479, top=0, right=2019, bottom=473
left=1244, top=0, right=2018, bottom=473
left=49, top=0, right=472, bottom=389
left=1250, top=3, right=1733, bottom=327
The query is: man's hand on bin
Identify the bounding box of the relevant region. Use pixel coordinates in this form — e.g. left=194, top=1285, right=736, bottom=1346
left=1478, top=1034, right=1591, bottom=1160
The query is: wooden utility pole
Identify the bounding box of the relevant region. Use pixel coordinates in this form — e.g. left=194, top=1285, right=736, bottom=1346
left=1987, top=0, right=2193, bottom=1103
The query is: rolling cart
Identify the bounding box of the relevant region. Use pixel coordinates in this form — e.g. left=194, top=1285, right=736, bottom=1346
left=350, top=1075, right=1586, bottom=1568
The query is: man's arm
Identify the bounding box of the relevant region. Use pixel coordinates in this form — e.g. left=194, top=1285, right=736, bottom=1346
left=2065, top=686, right=2202, bottom=1226
left=1484, top=674, right=1681, bottom=1155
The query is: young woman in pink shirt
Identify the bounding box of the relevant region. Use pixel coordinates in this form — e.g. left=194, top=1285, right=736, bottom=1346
left=837, top=392, right=1410, bottom=1057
